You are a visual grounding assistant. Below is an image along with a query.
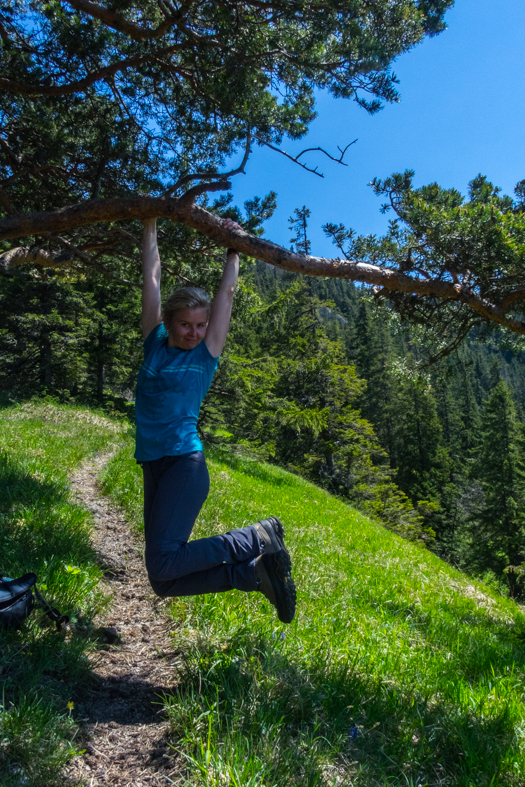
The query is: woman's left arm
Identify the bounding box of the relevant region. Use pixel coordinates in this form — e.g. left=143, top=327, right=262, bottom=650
left=204, top=219, right=241, bottom=358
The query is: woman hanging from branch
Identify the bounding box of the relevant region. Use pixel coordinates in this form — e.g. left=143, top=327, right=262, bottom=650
left=135, top=217, right=296, bottom=623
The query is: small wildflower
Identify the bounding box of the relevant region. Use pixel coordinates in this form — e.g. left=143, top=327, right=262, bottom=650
left=280, top=631, right=286, bottom=640
left=67, top=701, right=74, bottom=710
left=349, top=724, right=359, bottom=740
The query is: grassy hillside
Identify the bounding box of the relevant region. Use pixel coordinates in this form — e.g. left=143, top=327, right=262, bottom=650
left=103, top=442, right=525, bottom=787
left=2, top=403, right=525, bottom=786
left=0, top=402, right=125, bottom=786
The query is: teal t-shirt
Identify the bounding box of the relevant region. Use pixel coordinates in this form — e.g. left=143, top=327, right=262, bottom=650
left=134, top=323, right=219, bottom=461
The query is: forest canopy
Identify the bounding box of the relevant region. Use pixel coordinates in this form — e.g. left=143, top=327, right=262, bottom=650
left=1, top=0, right=525, bottom=339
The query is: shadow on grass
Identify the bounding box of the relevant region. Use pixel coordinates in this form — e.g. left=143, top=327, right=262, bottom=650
left=0, top=450, right=115, bottom=787
left=0, top=392, right=18, bottom=410
left=0, top=413, right=125, bottom=787
left=0, top=453, right=95, bottom=577
left=167, top=630, right=520, bottom=787
left=0, top=452, right=106, bottom=695
left=0, top=453, right=62, bottom=507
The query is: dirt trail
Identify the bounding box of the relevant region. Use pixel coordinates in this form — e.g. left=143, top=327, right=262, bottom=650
left=63, top=453, right=182, bottom=787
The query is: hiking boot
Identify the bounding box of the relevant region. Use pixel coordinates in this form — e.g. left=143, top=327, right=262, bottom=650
left=255, top=551, right=296, bottom=624
left=254, top=516, right=289, bottom=558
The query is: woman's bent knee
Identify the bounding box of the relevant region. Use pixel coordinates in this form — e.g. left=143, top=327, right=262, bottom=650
left=148, top=575, right=173, bottom=598
left=145, top=546, right=183, bottom=583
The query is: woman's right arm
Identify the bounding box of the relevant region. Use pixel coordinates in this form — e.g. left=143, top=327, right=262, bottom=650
left=141, top=218, right=162, bottom=339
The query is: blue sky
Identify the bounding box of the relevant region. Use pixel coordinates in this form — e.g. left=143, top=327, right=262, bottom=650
left=228, top=0, right=525, bottom=257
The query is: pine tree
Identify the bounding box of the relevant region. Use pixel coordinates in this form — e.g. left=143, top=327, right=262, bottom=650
left=469, top=381, right=525, bottom=597
left=423, top=356, right=481, bottom=559
left=289, top=207, right=312, bottom=255
left=0, top=272, right=141, bottom=408
left=353, top=301, right=396, bottom=466
left=205, top=283, right=430, bottom=542
left=0, top=275, right=96, bottom=396
left=386, top=364, right=454, bottom=538
left=81, top=277, right=142, bottom=405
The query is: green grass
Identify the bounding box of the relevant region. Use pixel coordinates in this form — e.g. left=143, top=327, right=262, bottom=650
left=0, top=402, right=127, bottom=786
left=102, top=442, right=525, bottom=787
left=4, top=403, right=524, bottom=786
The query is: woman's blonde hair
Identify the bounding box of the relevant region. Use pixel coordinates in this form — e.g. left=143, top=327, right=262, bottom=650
left=162, top=286, right=211, bottom=327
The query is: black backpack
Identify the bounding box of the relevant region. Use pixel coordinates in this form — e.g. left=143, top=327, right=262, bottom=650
left=0, top=573, right=69, bottom=631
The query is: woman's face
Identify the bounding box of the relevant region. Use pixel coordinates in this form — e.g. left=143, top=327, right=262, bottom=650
left=167, top=307, right=208, bottom=350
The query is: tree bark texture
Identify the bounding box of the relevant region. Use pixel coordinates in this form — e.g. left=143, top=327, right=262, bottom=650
left=1, top=194, right=525, bottom=336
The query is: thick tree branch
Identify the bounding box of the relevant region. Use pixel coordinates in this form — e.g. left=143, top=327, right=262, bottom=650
left=1, top=195, right=524, bottom=335
left=0, top=246, right=72, bottom=272
left=0, top=184, right=17, bottom=215
left=0, top=239, right=139, bottom=288
left=1, top=164, right=71, bottom=186
left=0, top=19, right=10, bottom=43
left=177, top=180, right=232, bottom=206
left=0, top=46, right=181, bottom=96
left=54, top=236, right=141, bottom=287
left=164, top=131, right=252, bottom=196
left=0, top=135, right=20, bottom=167
left=66, top=0, right=178, bottom=41
left=499, top=289, right=525, bottom=312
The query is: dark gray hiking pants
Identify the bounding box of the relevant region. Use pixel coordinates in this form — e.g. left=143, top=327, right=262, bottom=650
left=142, top=452, right=260, bottom=597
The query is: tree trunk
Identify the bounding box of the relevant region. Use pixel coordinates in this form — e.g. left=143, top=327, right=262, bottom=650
left=96, top=322, right=105, bottom=399
left=40, top=337, right=52, bottom=387
left=39, top=285, right=52, bottom=387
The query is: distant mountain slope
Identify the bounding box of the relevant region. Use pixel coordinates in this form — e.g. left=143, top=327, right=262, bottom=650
left=103, top=441, right=525, bottom=787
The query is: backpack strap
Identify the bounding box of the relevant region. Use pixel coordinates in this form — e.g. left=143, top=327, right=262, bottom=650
left=34, top=586, right=70, bottom=631
left=0, top=572, right=37, bottom=600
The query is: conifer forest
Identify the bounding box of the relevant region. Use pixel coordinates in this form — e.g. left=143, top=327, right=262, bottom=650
left=1, top=0, right=525, bottom=600
left=3, top=230, right=525, bottom=599
left=5, top=4, right=525, bottom=784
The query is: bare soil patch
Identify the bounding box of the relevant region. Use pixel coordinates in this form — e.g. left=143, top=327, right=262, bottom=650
left=64, top=453, right=182, bottom=787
